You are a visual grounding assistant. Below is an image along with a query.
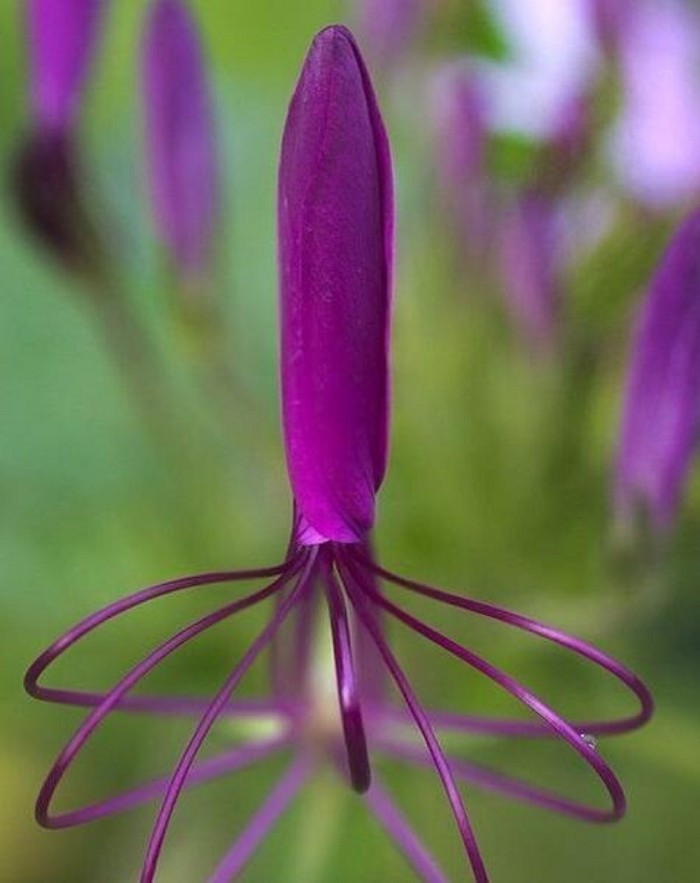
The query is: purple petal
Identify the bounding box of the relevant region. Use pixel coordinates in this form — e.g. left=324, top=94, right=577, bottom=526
left=354, top=0, right=425, bottom=68
left=610, top=1, right=700, bottom=208
left=498, top=192, right=560, bottom=350
left=278, top=25, right=393, bottom=545
left=27, top=0, right=106, bottom=131
left=432, top=61, right=491, bottom=258
left=141, top=0, right=218, bottom=276
left=615, top=208, right=700, bottom=531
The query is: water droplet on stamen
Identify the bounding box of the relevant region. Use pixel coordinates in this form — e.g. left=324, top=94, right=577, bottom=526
left=580, top=733, right=598, bottom=750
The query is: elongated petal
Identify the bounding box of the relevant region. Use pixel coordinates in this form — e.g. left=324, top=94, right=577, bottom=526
left=610, top=1, right=700, bottom=208
left=355, top=0, right=424, bottom=68
left=141, top=0, right=218, bottom=276
left=498, top=192, right=560, bottom=350
left=432, top=61, right=490, bottom=258
left=27, top=0, right=106, bottom=131
left=278, top=25, right=393, bottom=544
left=615, top=209, right=700, bottom=530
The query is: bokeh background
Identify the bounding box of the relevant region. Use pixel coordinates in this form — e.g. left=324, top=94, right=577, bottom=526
left=2, top=1, right=700, bottom=881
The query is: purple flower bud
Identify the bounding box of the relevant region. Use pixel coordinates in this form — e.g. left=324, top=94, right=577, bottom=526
left=278, top=25, right=393, bottom=545
left=27, top=0, right=106, bottom=132
left=610, top=1, right=700, bottom=209
left=615, top=209, right=700, bottom=532
left=432, top=61, right=490, bottom=259
left=141, top=0, right=218, bottom=277
left=498, top=192, right=560, bottom=350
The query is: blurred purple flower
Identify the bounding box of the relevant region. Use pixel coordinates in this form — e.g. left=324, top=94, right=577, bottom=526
left=141, top=0, right=219, bottom=279
left=610, top=0, right=700, bottom=209
left=615, top=209, right=700, bottom=533
left=431, top=61, right=491, bottom=260
left=27, top=24, right=651, bottom=883
left=27, top=0, right=106, bottom=133
left=587, top=0, right=634, bottom=54
left=498, top=192, right=561, bottom=351
left=354, top=0, right=425, bottom=69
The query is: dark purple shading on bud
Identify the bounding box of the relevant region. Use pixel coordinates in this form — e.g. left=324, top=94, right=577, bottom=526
left=498, top=192, right=560, bottom=350
left=278, top=25, right=393, bottom=546
left=141, top=0, right=218, bottom=278
left=27, top=0, right=106, bottom=133
left=432, top=61, right=490, bottom=259
left=12, top=130, right=102, bottom=274
left=615, top=209, right=700, bottom=532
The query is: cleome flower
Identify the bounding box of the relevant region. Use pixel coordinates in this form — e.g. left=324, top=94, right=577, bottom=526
left=26, top=24, right=652, bottom=883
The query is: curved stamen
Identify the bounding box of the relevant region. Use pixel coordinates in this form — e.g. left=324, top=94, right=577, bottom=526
left=344, top=559, right=627, bottom=822
left=208, top=755, right=311, bottom=882
left=322, top=554, right=371, bottom=793
left=26, top=560, right=298, bottom=710
left=381, top=706, right=631, bottom=741
left=27, top=688, right=290, bottom=719
left=377, top=736, right=613, bottom=823
left=365, top=778, right=450, bottom=883
left=54, top=736, right=289, bottom=827
left=345, top=574, right=490, bottom=883
left=36, top=568, right=298, bottom=830
left=141, top=548, right=319, bottom=883
left=347, top=549, right=653, bottom=735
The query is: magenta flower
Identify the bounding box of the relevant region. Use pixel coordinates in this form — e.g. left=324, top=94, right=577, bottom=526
left=26, top=0, right=106, bottom=134
left=27, top=25, right=652, bottom=883
left=615, top=208, right=700, bottom=533
left=141, top=0, right=218, bottom=279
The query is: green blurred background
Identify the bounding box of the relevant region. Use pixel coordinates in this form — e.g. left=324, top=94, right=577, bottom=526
left=2, top=1, right=700, bottom=881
